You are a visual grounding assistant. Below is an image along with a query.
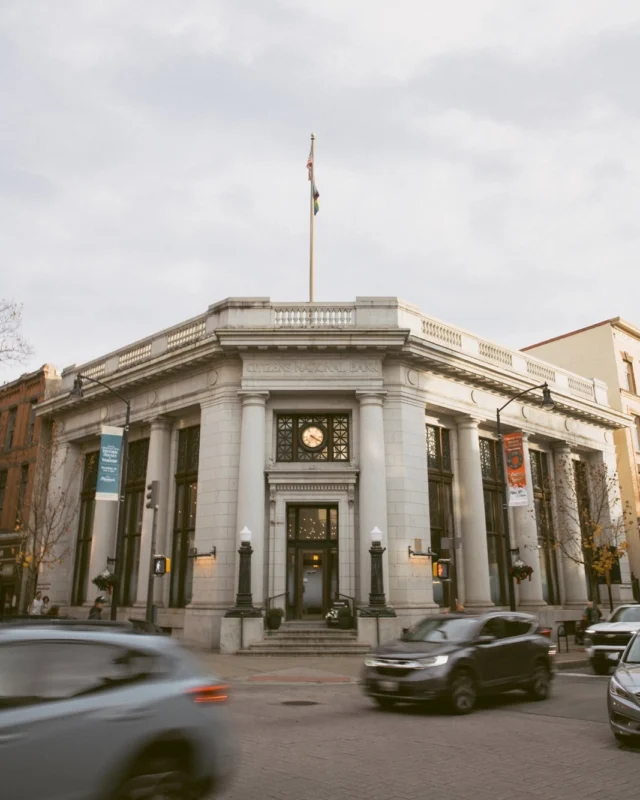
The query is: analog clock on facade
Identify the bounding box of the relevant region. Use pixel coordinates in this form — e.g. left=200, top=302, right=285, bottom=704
left=300, top=425, right=325, bottom=450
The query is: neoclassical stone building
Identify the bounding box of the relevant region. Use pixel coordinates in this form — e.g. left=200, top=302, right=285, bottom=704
left=39, top=297, right=634, bottom=648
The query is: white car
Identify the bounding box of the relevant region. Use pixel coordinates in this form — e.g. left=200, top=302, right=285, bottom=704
left=584, top=604, right=640, bottom=675
left=0, top=621, right=235, bottom=800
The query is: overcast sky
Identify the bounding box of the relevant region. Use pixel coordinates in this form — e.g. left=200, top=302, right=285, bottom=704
left=3, top=1, right=640, bottom=381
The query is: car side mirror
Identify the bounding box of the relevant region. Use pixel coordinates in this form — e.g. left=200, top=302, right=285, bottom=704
left=477, top=635, right=496, bottom=645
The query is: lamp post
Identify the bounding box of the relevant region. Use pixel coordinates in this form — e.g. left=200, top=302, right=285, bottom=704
left=72, top=373, right=131, bottom=621
left=234, top=527, right=255, bottom=611
left=369, top=527, right=387, bottom=608
left=497, top=383, right=554, bottom=612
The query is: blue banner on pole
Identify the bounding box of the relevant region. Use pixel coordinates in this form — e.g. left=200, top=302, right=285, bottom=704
left=96, top=426, right=124, bottom=501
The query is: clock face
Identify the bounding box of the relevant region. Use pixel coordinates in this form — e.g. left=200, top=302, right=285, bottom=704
left=301, top=425, right=325, bottom=450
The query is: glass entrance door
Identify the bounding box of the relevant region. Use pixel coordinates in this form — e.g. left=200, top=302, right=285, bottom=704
left=286, top=505, right=338, bottom=619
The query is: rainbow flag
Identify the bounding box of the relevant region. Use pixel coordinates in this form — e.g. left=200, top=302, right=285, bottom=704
left=312, top=182, right=320, bottom=215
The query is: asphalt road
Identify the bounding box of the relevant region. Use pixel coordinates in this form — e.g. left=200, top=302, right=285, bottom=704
left=218, top=671, right=639, bottom=800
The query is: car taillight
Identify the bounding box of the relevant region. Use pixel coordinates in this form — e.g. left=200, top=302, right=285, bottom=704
left=188, top=684, right=229, bottom=704
left=537, top=627, right=552, bottom=638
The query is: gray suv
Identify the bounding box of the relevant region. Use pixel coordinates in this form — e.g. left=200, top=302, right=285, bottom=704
left=362, top=612, right=555, bottom=714
left=0, top=622, right=234, bottom=800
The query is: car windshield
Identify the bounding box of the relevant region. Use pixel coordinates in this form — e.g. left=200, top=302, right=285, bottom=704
left=609, top=606, right=640, bottom=623
left=624, top=636, right=640, bottom=664
left=403, top=617, right=477, bottom=643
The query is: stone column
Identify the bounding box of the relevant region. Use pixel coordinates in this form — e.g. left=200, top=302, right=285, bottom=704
left=383, top=387, right=435, bottom=618
left=136, top=418, right=172, bottom=606
left=513, top=434, right=546, bottom=608
left=456, top=417, right=492, bottom=608
left=235, top=392, right=268, bottom=603
left=88, top=498, right=117, bottom=598
left=553, top=443, right=588, bottom=606
left=357, top=391, right=390, bottom=603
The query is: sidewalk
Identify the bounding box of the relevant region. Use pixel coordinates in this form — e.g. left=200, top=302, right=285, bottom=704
left=192, top=642, right=589, bottom=685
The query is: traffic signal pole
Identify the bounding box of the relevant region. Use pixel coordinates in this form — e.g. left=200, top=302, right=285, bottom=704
left=145, top=481, right=160, bottom=625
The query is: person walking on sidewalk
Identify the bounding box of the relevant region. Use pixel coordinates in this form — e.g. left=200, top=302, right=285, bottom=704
left=88, top=596, right=106, bottom=620
left=28, top=591, right=44, bottom=615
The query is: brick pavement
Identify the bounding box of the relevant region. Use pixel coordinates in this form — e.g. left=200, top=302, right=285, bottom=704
left=217, top=679, right=637, bottom=800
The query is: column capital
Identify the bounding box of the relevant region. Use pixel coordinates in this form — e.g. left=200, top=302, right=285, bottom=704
left=454, top=414, right=483, bottom=429
left=552, top=441, right=572, bottom=455
left=149, top=416, right=172, bottom=432
left=237, top=391, right=269, bottom=408
left=356, top=390, right=387, bottom=407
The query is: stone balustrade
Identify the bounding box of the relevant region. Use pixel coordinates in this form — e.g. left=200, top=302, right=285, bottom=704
left=60, top=297, right=608, bottom=407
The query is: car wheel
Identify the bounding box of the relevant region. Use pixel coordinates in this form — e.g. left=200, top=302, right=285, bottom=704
left=591, top=659, right=611, bottom=676
left=450, top=669, right=477, bottom=715
left=527, top=663, right=551, bottom=701
left=113, top=757, right=197, bottom=800
left=374, top=696, right=396, bottom=710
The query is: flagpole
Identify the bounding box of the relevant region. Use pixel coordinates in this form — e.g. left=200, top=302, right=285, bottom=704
left=309, top=132, right=315, bottom=303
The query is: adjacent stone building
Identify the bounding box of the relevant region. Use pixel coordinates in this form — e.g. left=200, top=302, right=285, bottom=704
left=38, top=298, right=634, bottom=649
left=0, top=364, right=61, bottom=613
left=524, top=318, right=640, bottom=586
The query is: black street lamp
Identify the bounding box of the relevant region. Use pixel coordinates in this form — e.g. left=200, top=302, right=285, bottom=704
left=368, top=527, right=387, bottom=608
left=71, top=373, right=131, bottom=621
left=496, top=382, right=554, bottom=612
left=226, top=527, right=261, bottom=617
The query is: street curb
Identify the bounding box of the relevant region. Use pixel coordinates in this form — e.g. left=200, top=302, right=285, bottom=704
left=556, top=659, right=590, bottom=671
left=247, top=675, right=353, bottom=683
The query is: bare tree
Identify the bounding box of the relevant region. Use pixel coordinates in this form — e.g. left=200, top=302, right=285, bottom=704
left=0, top=299, right=33, bottom=366
left=554, top=455, right=631, bottom=615
left=14, top=423, right=82, bottom=611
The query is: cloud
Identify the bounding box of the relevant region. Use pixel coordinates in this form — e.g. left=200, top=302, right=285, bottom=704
left=1, top=1, right=640, bottom=381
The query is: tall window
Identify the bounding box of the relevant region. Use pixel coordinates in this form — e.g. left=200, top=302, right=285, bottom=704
left=480, top=438, right=507, bottom=606
left=0, top=470, right=7, bottom=517
left=16, top=465, right=29, bottom=525
left=72, top=452, right=99, bottom=605
left=4, top=408, right=17, bottom=451
left=170, top=426, right=200, bottom=608
left=120, top=439, right=149, bottom=607
left=622, top=356, right=637, bottom=394
left=276, top=414, right=350, bottom=462
left=634, top=416, right=640, bottom=452
left=530, top=450, right=560, bottom=605
left=26, top=401, right=37, bottom=446
left=426, top=425, right=455, bottom=607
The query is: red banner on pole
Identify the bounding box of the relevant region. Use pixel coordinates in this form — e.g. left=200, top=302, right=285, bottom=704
left=503, top=432, right=528, bottom=507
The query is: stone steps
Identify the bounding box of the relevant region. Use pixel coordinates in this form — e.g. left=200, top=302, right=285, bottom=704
left=239, top=620, right=369, bottom=656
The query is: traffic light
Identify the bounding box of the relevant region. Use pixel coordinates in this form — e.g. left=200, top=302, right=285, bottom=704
left=432, top=559, right=451, bottom=580
left=153, top=555, right=171, bottom=576
left=146, top=481, right=159, bottom=510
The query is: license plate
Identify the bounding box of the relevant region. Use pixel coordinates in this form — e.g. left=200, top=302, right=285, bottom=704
left=378, top=680, right=398, bottom=692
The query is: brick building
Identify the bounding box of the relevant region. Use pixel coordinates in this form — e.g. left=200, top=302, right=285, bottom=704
left=0, top=364, right=61, bottom=613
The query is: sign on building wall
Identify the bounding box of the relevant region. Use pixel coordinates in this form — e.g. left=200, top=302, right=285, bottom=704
left=95, top=426, right=123, bottom=501
left=503, top=432, right=529, bottom=507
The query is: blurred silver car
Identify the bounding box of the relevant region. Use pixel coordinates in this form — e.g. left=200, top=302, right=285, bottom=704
left=0, top=621, right=234, bottom=799
left=608, top=629, right=640, bottom=745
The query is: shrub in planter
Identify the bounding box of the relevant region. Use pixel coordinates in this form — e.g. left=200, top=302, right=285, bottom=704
left=266, top=607, right=284, bottom=630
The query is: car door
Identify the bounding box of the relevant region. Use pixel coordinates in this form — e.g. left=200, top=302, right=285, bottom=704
left=0, top=639, right=164, bottom=800
left=474, top=616, right=511, bottom=687
left=503, top=615, right=536, bottom=682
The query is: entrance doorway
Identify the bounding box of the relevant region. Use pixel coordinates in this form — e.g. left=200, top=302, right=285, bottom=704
left=286, top=505, right=338, bottom=619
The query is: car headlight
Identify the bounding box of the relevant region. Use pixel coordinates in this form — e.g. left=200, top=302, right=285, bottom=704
left=417, top=655, right=449, bottom=668
left=610, top=676, right=630, bottom=700
left=364, top=656, right=377, bottom=667
left=585, top=629, right=595, bottom=637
